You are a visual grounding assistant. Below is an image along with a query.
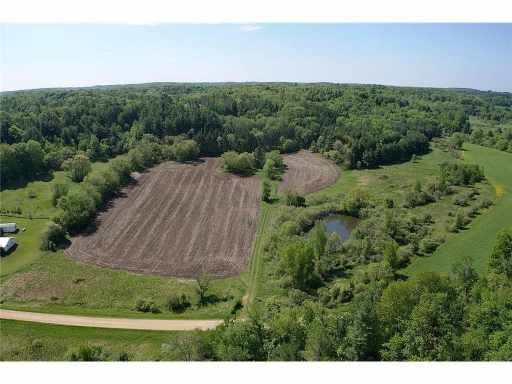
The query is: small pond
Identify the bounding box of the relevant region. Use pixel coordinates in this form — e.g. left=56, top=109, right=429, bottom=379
left=307, top=214, right=359, bottom=241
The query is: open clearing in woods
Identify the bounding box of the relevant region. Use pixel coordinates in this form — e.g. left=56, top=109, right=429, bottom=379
left=279, top=150, right=340, bottom=195
left=66, top=158, right=261, bottom=278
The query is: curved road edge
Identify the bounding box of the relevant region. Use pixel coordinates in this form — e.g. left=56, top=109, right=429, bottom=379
left=0, top=309, right=223, bottom=331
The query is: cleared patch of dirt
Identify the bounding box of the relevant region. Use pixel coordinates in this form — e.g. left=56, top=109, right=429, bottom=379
left=278, top=150, right=340, bottom=195
left=66, top=158, right=261, bottom=278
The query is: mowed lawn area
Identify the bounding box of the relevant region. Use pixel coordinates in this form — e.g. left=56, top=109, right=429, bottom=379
left=0, top=216, right=49, bottom=276
left=403, top=144, right=512, bottom=276
left=0, top=161, right=111, bottom=276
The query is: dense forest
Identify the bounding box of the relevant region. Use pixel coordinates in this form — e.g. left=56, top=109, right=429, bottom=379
left=160, top=227, right=512, bottom=361
left=2, top=83, right=511, bottom=188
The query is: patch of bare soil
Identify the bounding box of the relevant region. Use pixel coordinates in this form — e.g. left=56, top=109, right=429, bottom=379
left=278, top=150, right=340, bottom=195
left=66, top=158, right=261, bottom=278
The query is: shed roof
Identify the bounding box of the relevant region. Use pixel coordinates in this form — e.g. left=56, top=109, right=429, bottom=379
left=0, top=237, right=15, bottom=248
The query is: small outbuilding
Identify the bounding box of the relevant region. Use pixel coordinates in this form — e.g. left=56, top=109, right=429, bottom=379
left=0, top=237, right=17, bottom=255
left=0, top=223, right=17, bottom=233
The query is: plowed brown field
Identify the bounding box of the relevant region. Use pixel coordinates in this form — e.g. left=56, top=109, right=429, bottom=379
left=279, top=150, right=340, bottom=195
left=66, top=158, right=261, bottom=278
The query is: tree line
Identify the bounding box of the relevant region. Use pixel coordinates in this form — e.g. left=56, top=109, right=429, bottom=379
left=3, top=83, right=509, bottom=187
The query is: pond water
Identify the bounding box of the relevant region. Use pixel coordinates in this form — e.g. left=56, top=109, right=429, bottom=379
left=307, top=214, right=359, bottom=241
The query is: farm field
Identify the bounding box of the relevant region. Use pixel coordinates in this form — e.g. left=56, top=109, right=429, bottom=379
left=279, top=150, right=340, bottom=194
left=66, top=158, right=261, bottom=278
left=0, top=149, right=342, bottom=320
left=403, top=144, right=512, bottom=276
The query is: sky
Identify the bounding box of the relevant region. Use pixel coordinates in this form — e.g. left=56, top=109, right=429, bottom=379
left=1, top=23, right=511, bottom=92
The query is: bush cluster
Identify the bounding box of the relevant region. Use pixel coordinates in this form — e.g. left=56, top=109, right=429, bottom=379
left=166, top=294, right=191, bottom=313
left=134, top=299, right=161, bottom=313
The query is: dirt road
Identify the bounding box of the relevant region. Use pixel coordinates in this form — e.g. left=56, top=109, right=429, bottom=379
left=0, top=309, right=222, bottom=331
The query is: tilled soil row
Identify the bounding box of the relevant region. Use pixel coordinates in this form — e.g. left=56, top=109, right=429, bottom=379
left=66, top=158, right=261, bottom=278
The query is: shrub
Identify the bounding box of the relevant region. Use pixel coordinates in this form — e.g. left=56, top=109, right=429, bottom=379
left=280, top=240, right=321, bottom=291
left=230, top=298, right=243, bottom=315
left=62, top=153, right=92, bottom=182
left=67, top=345, right=110, bottom=361
left=262, top=159, right=281, bottom=180
left=448, top=132, right=465, bottom=150
left=489, top=228, right=512, bottom=278
left=425, top=177, right=452, bottom=200
left=265, top=150, right=285, bottom=170
left=319, top=282, right=354, bottom=307
left=403, top=190, right=434, bottom=208
left=110, top=157, right=132, bottom=183
left=447, top=211, right=469, bottom=232
left=478, top=198, right=493, bottom=209
left=280, top=221, right=300, bottom=237
left=467, top=206, right=480, bottom=218
left=453, top=192, right=472, bottom=206
left=222, top=151, right=256, bottom=176
left=343, top=189, right=370, bottom=217
left=172, top=139, right=200, bottom=162
left=440, top=162, right=484, bottom=186
left=196, top=275, right=211, bottom=307
left=166, top=294, right=191, bottom=313
left=419, top=237, right=441, bottom=254
left=385, top=198, right=395, bottom=208
left=51, top=182, right=69, bottom=206
left=56, top=188, right=98, bottom=232
left=40, top=222, right=68, bottom=251
left=134, top=299, right=161, bottom=313
left=403, top=182, right=435, bottom=208
left=280, top=138, right=299, bottom=153
left=262, top=180, right=272, bottom=202
left=285, top=191, right=306, bottom=207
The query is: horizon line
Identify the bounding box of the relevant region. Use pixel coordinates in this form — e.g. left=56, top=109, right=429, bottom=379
left=2, top=81, right=510, bottom=95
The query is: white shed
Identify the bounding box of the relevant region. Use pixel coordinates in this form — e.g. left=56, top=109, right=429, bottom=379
left=0, top=237, right=17, bottom=254
left=0, top=223, right=17, bottom=233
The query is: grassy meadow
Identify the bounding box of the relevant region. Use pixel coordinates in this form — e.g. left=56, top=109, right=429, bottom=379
left=403, top=143, right=512, bottom=275
left=0, top=319, right=177, bottom=361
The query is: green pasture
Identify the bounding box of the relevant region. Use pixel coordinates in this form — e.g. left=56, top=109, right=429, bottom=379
left=404, top=144, right=512, bottom=276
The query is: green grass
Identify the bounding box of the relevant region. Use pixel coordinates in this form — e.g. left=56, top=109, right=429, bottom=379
left=245, top=203, right=276, bottom=305
left=306, top=144, right=499, bottom=279
left=0, top=319, right=177, bottom=361
left=0, top=216, right=49, bottom=276
left=0, top=161, right=112, bottom=276
left=403, top=144, right=512, bottom=276
left=0, top=158, right=247, bottom=319
left=0, top=249, right=246, bottom=319
left=310, top=146, right=493, bottom=236
left=310, top=146, right=456, bottom=201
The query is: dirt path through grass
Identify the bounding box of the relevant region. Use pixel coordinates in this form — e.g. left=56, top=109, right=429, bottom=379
left=0, top=309, right=222, bottom=331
